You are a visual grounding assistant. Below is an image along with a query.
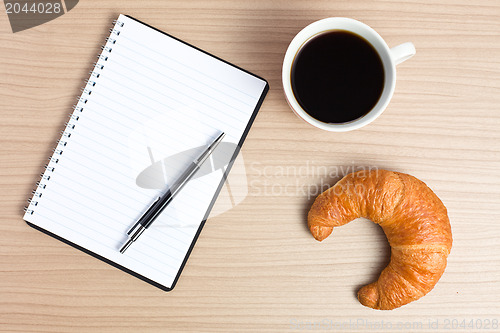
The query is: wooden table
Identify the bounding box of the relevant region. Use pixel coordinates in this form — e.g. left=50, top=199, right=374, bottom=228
left=1, top=1, right=499, bottom=332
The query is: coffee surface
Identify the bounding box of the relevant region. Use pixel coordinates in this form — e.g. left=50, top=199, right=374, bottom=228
left=291, top=30, right=384, bottom=123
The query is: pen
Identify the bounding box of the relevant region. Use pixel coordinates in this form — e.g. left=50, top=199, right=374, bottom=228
left=119, top=132, right=225, bottom=253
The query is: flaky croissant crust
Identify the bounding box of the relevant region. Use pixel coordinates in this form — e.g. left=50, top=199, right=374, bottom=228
left=308, top=169, right=452, bottom=310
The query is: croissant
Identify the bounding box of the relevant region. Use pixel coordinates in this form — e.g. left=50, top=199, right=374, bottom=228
left=308, top=169, right=452, bottom=310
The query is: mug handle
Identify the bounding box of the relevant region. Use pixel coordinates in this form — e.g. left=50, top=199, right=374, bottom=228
left=390, top=42, right=416, bottom=65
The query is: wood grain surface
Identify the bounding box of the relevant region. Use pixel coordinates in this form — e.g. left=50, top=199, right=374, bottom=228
left=1, top=0, right=500, bottom=332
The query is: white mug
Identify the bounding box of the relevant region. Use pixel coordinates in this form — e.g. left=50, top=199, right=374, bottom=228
left=282, top=18, right=416, bottom=132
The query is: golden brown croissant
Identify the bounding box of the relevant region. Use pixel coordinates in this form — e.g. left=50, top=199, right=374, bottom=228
left=308, top=169, right=452, bottom=310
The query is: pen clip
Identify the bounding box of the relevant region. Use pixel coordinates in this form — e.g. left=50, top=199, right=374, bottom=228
left=127, top=197, right=160, bottom=235
left=127, top=221, right=143, bottom=236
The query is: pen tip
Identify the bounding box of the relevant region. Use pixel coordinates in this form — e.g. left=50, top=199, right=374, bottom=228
left=119, top=239, right=133, bottom=254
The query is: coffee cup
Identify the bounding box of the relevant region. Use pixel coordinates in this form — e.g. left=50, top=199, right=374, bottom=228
left=282, top=18, right=416, bottom=132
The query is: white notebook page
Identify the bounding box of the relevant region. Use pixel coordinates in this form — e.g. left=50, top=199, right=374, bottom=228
left=23, top=14, right=267, bottom=289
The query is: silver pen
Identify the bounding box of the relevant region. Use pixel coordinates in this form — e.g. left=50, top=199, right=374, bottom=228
left=120, top=132, right=225, bottom=253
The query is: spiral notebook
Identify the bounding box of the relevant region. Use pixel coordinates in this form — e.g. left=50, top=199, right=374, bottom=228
left=23, top=14, right=268, bottom=291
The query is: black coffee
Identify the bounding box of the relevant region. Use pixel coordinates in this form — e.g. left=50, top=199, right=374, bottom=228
left=291, top=30, right=384, bottom=124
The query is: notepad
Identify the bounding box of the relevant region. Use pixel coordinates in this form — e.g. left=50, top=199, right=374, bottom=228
left=23, top=14, right=268, bottom=290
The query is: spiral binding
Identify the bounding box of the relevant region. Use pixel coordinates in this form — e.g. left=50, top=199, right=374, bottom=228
left=24, top=19, right=125, bottom=216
